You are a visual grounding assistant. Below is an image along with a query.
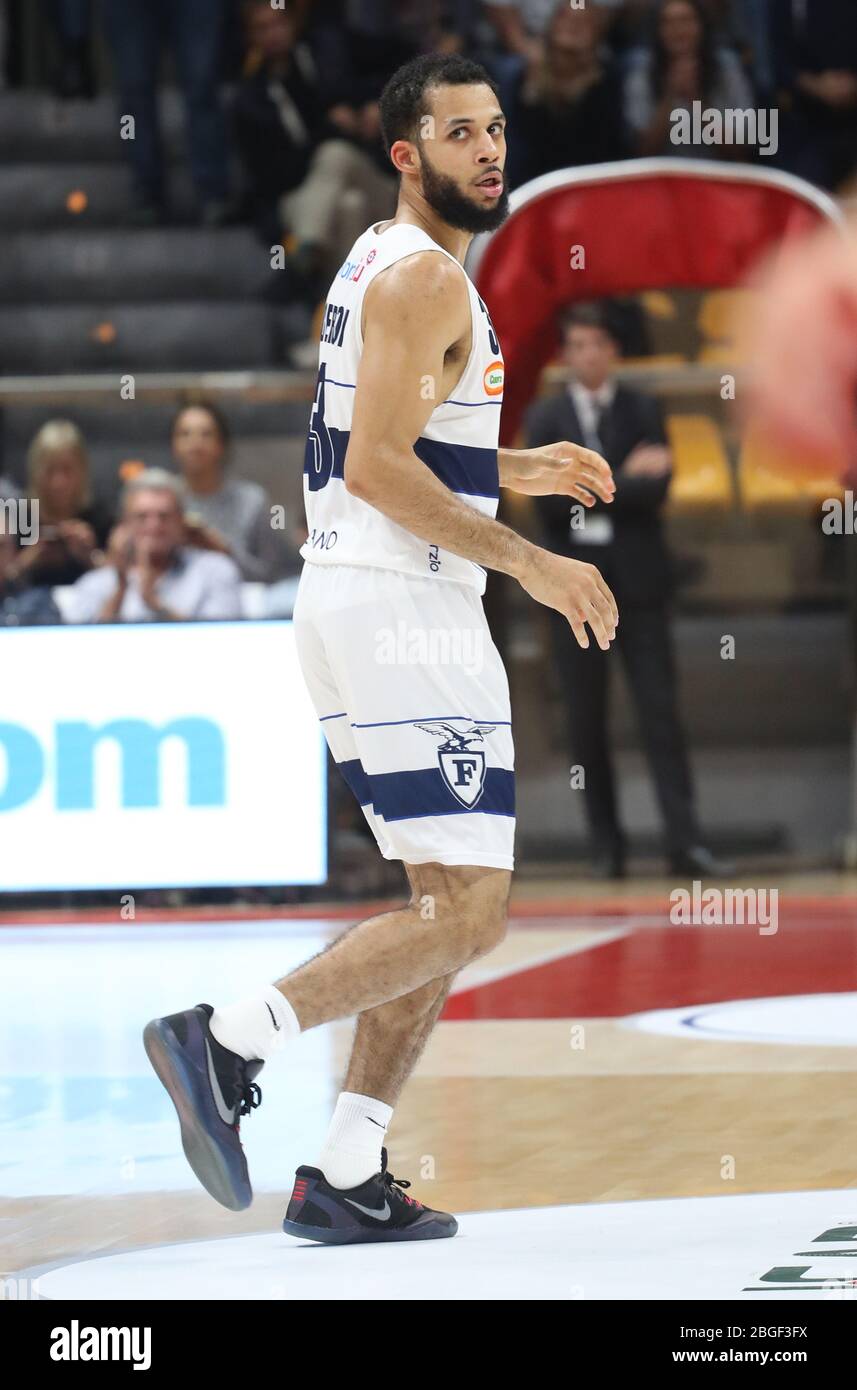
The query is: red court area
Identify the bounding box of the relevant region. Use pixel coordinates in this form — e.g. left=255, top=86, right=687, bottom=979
left=442, top=897, right=857, bottom=1020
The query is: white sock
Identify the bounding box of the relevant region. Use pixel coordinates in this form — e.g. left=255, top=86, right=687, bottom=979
left=209, top=984, right=301, bottom=1062
left=317, top=1091, right=393, bottom=1189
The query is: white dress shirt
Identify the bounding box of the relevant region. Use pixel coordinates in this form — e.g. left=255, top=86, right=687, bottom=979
left=568, top=381, right=616, bottom=545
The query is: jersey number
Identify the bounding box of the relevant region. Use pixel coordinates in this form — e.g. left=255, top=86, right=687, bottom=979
left=477, top=294, right=500, bottom=355
left=306, top=362, right=335, bottom=491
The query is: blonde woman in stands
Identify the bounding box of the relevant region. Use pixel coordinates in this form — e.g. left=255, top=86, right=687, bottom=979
left=10, top=420, right=109, bottom=591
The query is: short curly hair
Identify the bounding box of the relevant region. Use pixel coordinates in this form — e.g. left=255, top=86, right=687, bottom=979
left=379, top=53, right=500, bottom=156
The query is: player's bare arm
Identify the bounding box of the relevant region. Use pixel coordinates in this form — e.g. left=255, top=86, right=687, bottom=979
left=498, top=441, right=616, bottom=502
left=345, top=253, right=618, bottom=650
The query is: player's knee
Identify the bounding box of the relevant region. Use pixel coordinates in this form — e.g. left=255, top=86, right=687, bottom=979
left=409, top=865, right=510, bottom=961
left=466, top=904, right=508, bottom=959
left=454, top=873, right=510, bottom=960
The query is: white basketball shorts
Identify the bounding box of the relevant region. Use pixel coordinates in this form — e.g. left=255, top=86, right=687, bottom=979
left=294, top=562, right=515, bottom=870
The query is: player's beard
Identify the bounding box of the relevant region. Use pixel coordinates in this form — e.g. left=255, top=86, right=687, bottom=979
left=419, top=150, right=510, bottom=234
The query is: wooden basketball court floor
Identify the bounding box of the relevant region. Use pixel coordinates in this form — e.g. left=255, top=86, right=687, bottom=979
left=3, top=873, right=857, bottom=1300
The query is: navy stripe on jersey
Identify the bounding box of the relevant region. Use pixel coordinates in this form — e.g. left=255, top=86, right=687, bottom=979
left=339, top=757, right=372, bottom=806
left=305, top=426, right=499, bottom=501
left=338, top=759, right=514, bottom=820
left=412, top=436, right=499, bottom=500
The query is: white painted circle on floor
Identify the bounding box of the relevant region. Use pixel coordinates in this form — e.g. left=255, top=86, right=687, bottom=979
left=624, top=992, right=857, bottom=1047
left=25, top=1191, right=857, bottom=1301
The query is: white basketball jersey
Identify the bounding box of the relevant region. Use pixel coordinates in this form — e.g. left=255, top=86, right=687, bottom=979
left=299, top=221, right=505, bottom=594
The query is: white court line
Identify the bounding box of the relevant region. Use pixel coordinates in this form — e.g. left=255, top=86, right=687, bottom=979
left=451, top=924, right=630, bottom=994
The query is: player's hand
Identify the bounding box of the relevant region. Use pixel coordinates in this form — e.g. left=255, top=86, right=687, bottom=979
left=518, top=549, right=618, bottom=650
left=500, top=441, right=615, bottom=502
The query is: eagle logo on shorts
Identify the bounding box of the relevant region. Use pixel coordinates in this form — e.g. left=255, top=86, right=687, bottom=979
left=414, top=721, right=496, bottom=808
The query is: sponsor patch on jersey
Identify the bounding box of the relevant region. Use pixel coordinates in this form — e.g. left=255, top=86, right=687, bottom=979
left=483, top=360, right=504, bottom=396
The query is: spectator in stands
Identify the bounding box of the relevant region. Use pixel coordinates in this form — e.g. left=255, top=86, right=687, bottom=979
left=43, top=0, right=95, bottom=99
left=231, top=0, right=397, bottom=286
left=720, top=0, right=775, bottom=100
left=12, top=420, right=108, bottom=591
left=484, top=0, right=570, bottom=65
left=771, top=0, right=857, bottom=192
left=597, top=0, right=668, bottom=56
left=526, top=303, right=729, bottom=878
left=0, top=528, right=61, bottom=625
left=624, top=0, right=755, bottom=159
left=170, top=401, right=295, bottom=583
left=481, top=0, right=629, bottom=65
left=63, top=469, right=242, bottom=623
left=514, top=2, right=628, bottom=183
left=101, top=0, right=232, bottom=225
left=478, top=0, right=651, bottom=167
left=232, top=0, right=395, bottom=293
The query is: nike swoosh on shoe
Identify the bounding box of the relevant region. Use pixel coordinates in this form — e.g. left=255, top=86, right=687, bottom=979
left=205, top=1036, right=236, bottom=1125
left=344, top=1198, right=391, bottom=1221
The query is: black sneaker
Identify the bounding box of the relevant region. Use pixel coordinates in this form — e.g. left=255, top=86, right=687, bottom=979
left=143, top=1003, right=263, bottom=1211
left=282, top=1147, right=458, bottom=1244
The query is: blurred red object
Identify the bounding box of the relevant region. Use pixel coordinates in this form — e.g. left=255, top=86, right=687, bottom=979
left=471, top=160, right=842, bottom=449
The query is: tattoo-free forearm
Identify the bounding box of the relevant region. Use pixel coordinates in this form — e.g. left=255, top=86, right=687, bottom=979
left=347, top=443, right=539, bottom=582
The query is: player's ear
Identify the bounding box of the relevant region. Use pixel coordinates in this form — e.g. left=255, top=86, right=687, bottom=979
left=390, top=139, right=419, bottom=178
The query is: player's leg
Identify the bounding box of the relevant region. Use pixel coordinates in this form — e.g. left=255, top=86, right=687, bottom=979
left=279, top=860, right=509, bottom=1028
left=280, top=571, right=515, bottom=1242
left=284, top=979, right=459, bottom=1245
left=337, top=860, right=483, bottom=1105
left=144, top=564, right=514, bottom=1220
left=141, top=860, right=506, bottom=1214
left=314, top=858, right=506, bottom=1192
left=142, top=559, right=348, bottom=1211
left=282, top=860, right=509, bottom=1246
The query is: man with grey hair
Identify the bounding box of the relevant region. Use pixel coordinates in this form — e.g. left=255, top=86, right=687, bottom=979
left=63, top=468, right=242, bottom=624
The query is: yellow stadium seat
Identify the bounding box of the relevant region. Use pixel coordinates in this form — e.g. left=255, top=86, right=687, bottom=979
left=697, top=290, right=753, bottom=365
left=665, top=414, right=733, bottom=509
left=738, top=426, right=845, bottom=510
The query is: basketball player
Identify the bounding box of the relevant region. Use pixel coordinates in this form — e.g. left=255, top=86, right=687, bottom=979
left=144, top=54, right=618, bottom=1245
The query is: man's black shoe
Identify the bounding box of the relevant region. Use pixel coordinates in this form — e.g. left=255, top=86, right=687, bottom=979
left=143, top=1003, right=263, bottom=1211
left=590, top=847, right=625, bottom=879
left=283, top=1147, right=458, bottom=1245
left=669, top=845, right=735, bottom=877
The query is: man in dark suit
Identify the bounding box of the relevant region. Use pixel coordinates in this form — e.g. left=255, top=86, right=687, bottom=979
left=526, top=303, right=728, bottom=878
